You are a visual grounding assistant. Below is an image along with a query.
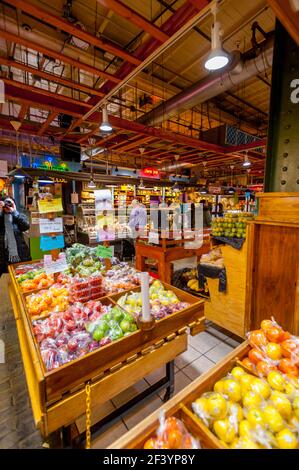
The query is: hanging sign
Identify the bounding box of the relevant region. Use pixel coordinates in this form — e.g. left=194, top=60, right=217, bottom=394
left=44, top=253, right=68, bottom=275
left=140, top=167, right=160, bottom=179
left=40, top=234, right=65, bottom=251
left=71, top=192, right=79, bottom=204
left=208, top=185, right=222, bottom=194
left=96, top=245, right=114, bottom=259
left=38, top=197, right=63, bottom=214
left=39, top=217, right=63, bottom=234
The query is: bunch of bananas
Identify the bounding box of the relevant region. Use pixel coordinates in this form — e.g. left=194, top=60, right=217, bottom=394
left=187, top=278, right=200, bottom=292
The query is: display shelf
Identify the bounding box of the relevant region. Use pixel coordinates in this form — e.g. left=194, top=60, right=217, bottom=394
left=109, top=341, right=249, bottom=449
left=8, top=265, right=205, bottom=438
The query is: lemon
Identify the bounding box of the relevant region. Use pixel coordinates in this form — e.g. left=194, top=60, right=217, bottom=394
left=206, top=393, right=228, bottom=420
left=250, top=378, right=271, bottom=400
left=267, top=371, right=285, bottom=392
left=231, top=367, right=246, bottom=381
left=213, top=418, right=236, bottom=444
left=237, top=436, right=260, bottom=449
left=275, top=428, right=297, bottom=449
left=214, top=379, right=225, bottom=394
left=247, top=408, right=265, bottom=427
left=227, top=402, right=243, bottom=422
left=243, top=390, right=263, bottom=409
left=223, top=379, right=242, bottom=402
left=240, top=374, right=255, bottom=394
left=270, top=391, right=292, bottom=419
left=285, top=382, right=296, bottom=397
left=288, top=415, right=299, bottom=431
left=230, top=437, right=240, bottom=449
left=239, top=419, right=253, bottom=437
left=293, top=396, right=299, bottom=419
left=263, top=405, right=284, bottom=433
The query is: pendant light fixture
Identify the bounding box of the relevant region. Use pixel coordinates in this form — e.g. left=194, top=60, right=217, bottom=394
left=205, top=2, right=229, bottom=71
left=172, top=154, right=180, bottom=192
left=138, top=178, right=145, bottom=189
left=99, top=104, right=113, bottom=133
left=243, top=152, right=251, bottom=167
left=87, top=156, right=96, bottom=189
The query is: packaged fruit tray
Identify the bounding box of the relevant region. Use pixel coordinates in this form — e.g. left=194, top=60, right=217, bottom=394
left=8, top=266, right=204, bottom=408
left=109, top=339, right=299, bottom=449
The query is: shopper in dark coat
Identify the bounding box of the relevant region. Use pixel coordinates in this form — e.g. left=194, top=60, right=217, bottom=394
left=200, top=199, right=212, bottom=228
left=0, top=197, right=30, bottom=275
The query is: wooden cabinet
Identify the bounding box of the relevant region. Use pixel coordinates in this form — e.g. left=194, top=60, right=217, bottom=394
left=246, top=192, right=299, bottom=335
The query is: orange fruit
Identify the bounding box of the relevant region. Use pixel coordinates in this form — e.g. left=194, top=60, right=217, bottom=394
left=166, top=429, right=183, bottom=449
left=256, top=360, right=276, bottom=376
left=144, top=438, right=157, bottom=449
left=265, top=327, right=283, bottom=343
left=281, top=339, right=298, bottom=359
left=265, top=342, right=282, bottom=360
left=260, top=319, right=274, bottom=331
left=242, top=357, right=255, bottom=372
left=248, top=330, right=268, bottom=348
left=278, top=358, right=299, bottom=377
left=248, top=348, right=265, bottom=364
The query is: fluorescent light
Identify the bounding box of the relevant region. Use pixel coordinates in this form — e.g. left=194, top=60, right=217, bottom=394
left=243, top=154, right=251, bottom=167
left=100, top=105, right=113, bottom=133
left=204, top=4, right=230, bottom=71
left=87, top=178, right=96, bottom=189
left=14, top=174, right=25, bottom=179
left=38, top=175, right=54, bottom=184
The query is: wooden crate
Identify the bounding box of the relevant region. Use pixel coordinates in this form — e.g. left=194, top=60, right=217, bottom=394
left=109, top=341, right=250, bottom=449
left=204, top=233, right=249, bottom=338
left=8, top=266, right=205, bottom=437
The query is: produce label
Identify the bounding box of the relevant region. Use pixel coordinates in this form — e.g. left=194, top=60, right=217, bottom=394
left=40, top=234, right=65, bottom=251
left=96, top=245, right=114, bottom=259
left=38, top=197, right=63, bottom=214
left=39, top=217, right=63, bottom=234
left=44, top=254, right=68, bottom=275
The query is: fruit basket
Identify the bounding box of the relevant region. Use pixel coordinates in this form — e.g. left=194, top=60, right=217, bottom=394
left=8, top=265, right=205, bottom=438
left=109, top=339, right=299, bottom=449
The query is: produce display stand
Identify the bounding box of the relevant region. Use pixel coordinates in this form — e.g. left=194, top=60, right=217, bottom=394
left=8, top=263, right=205, bottom=447
left=246, top=192, right=299, bottom=335
left=204, top=231, right=249, bottom=338
left=135, top=229, right=211, bottom=284
left=109, top=341, right=249, bottom=449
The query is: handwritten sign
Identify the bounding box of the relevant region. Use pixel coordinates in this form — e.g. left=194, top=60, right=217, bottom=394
left=44, top=253, right=68, bottom=275
left=96, top=245, right=114, bottom=259
left=39, top=217, right=63, bottom=234
left=148, top=231, right=159, bottom=245
left=38, top=197, right=63, bottom=214
left=40, top=234, right=64, bottom=251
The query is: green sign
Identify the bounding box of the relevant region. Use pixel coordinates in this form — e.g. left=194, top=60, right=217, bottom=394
left=96, top=245, right=114, bottom=259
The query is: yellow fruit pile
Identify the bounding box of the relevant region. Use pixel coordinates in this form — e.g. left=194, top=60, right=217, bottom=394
left=192, top=366, right=299, bottom=449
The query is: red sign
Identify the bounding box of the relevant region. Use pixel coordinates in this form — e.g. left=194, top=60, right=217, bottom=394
left=208, top=185, right=222, bottom=194
left=140, top=167, right=160, bottom=179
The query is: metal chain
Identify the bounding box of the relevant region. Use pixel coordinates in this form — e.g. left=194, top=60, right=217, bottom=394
left=85, top=382, right=91, bottom=449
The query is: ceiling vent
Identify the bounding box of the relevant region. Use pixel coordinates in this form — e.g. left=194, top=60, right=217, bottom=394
left=69, top=22, right=90, bottom=50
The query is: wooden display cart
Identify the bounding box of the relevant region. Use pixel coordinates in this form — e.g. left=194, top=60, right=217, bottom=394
left=109, top=341, right=250, bottom=449
left=136, top=229, right=211, bottom=284
left=204, top=233, right=249, bottom=338
left=8, top=264, right=205, bottom=445
left=246, top=192, right=299, bottom=335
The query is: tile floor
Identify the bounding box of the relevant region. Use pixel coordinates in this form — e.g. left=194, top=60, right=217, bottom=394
left=91, top=321, right=243, bottom=448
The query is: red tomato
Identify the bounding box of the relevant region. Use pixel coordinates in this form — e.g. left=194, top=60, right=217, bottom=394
left=265, top=327, right=283, bottom=343
left=278, top=358, right=299, bottom=377
left=248, top=330, right=268, bottom=348
left=248, top=348, right=265, bottom=364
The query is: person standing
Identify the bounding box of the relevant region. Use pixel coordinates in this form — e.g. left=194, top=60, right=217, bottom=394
left=200, top=199, right=212, bottom=228
left=128, top=199, right=147, bottom=238
left=0, top=197, right=30, bottom=276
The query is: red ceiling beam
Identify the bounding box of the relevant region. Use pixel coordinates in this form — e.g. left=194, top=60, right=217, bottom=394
left=109, top=135, right=154, bottom=152
left=37, top=111, right=58, bottom=136
left=187, top=0, right=210, bottom=11
left=7, top=0, right=140, bottom=66
left=0, top=29, right=121, bottom=83
left=18, top=104, right=29, bottom=121
left=96, top=0, right=169, bottom=43
left=0, top=57, right=105, bottom=98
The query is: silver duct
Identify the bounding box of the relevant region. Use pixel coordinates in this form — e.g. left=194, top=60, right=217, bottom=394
left=138, top=38, right=273, bottom=127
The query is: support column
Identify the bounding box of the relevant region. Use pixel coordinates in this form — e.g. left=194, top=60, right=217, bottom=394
left=265, top=20, right=299, bottom=192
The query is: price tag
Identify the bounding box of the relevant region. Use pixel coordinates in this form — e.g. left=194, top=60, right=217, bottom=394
left=40, top=234, right=65, bottom=251
left=39, top=217, right=63, bottom=234
left=148, top=231, right=159, bottom=245
left=96, top=245, right=114, bottom=259
left=44, top=253, right=68, bottom=275
left=38, top=197, right=63, bottom=214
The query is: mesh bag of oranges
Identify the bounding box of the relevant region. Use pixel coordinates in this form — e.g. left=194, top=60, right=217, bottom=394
left=192, top=365, right=299, bottom=449
left=242, top=318, right=299, bottom=378
left=143, top=411, right=200, bottom=449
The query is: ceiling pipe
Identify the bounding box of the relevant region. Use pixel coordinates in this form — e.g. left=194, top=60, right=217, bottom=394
left=138, top=37, right=273, bottom=127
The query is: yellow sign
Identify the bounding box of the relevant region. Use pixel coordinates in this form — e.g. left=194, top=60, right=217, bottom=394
left=38, top=197, right=63, bottom=214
